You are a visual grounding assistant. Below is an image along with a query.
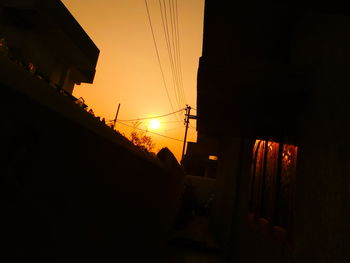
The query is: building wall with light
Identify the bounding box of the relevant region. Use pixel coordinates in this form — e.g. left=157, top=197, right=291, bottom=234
left=197, top=1, right=350, bottom=262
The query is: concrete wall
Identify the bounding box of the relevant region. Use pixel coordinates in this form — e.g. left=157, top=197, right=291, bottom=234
left=210, top=137, right=245, bottom=248
left=184, top=175, right=216, bottom=215
left=1, top=56, right=184, bottom=262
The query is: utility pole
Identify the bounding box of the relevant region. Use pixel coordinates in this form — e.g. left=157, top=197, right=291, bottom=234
left=113, top=103, right=121, bottom=130
left=181, top=105, right=197, bottom=165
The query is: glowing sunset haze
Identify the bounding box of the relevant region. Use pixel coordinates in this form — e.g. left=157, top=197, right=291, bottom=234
left=61, top=0, right=205, bottom=161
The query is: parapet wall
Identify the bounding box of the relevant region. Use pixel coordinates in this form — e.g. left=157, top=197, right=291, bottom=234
left=0, top=55, right=184, bottom=262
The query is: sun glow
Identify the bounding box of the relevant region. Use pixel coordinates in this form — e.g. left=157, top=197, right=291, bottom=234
left=149, top=119, right=161, bottom=130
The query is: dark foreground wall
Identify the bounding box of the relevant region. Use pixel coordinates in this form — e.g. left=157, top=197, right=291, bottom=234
left=211, top=136, right=350, bottom=263
left=0, top=56, right=184, bottom=263
left=199, top=2, right=350, bottom=263
left=220, top=139, right=350, bottom=263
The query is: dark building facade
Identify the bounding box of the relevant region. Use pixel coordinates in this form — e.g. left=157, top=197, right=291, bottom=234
left=0, top=0, right=99, bottom=94
left=197, top=1, right=350, bottom=262
left=1, top=1, right=184, bottom=262
left=183, top=140, right=218, bottom=178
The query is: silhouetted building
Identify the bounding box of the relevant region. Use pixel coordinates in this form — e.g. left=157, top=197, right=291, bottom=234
left=197, top=1, right=350, bottom=262
left=0, top=0, right=98, bottom=94
left=0, top=1, right=184, bottom=262
left=183, top=139, right=218, bottom=178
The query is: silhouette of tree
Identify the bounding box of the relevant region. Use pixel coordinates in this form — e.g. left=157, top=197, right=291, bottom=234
left=130, top=131, right=155, bottom=153
left=127, top=121, right=155, bottom=152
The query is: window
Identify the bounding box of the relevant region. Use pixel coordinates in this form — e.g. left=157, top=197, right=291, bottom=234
left=208, top=155, right=218, bottom=161
left=249, top=139, right=297, bottom=232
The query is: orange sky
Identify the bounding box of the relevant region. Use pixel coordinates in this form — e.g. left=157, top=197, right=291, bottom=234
left=61, top=0, right=204, bottom=161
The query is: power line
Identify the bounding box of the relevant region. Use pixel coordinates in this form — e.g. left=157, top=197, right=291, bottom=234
left=160, top=120, right=183, bottom=123
left=169, top=0, right=181, bottom=106
left=159, top=0, right=186, bottom=113
left=144, top=0, right=175, bottom=113
left=159, top=0, right=181, bottom=109
left=163, top=126, right=184, bottom=132
left=189, top=124, right=196, bottom=130
left=117, top=120, right=184, bottom=142
left=170, top=0, right=186, bottom=115
left=144, top=0, right=188, bottom=122
left=172, top=0, right=186, bottom=106
left=117, top=108, right=185, bottom=122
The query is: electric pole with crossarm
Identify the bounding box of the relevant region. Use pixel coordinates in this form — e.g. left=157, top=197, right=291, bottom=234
left=181, top=105, right=197, bottom=165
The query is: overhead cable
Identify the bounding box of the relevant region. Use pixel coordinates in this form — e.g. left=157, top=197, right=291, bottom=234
left=144, top=0, right=175, bottom=113
left=117, top=108, right=185, bottom=122
left=159, top=0, right=181, bottom=108
left=117, top=120, right=183, bottom=142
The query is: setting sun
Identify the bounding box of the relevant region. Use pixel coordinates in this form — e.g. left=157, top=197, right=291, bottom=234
left=61, top=0, right=203, bottom=161
left=149, top=119, right=161, bottom=130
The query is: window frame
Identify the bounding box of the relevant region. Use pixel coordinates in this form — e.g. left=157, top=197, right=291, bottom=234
left=247, top=139, right=297, bottom=246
